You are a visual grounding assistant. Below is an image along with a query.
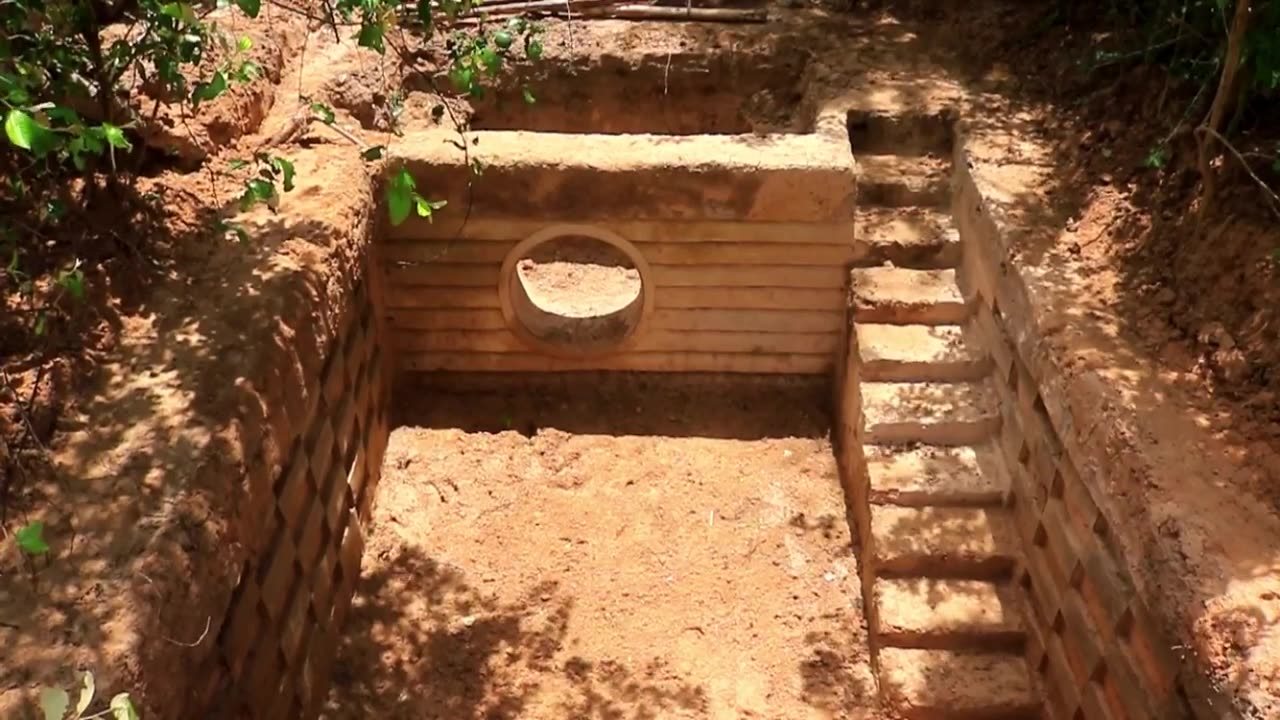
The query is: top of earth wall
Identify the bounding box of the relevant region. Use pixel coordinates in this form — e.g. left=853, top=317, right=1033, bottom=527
left=957, top=109, right=1280, bottom=720
left=389, top=128, right=857, bottom=222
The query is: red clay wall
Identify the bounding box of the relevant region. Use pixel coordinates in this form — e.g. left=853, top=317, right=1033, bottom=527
left=953, top=146, right=1198, bottom=720
left=200, top=261, right=392, bottom=719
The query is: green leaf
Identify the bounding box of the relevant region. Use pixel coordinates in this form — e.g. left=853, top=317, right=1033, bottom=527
left=449, top=64, right=475, bottom=95
left=17, top=521, right=50, bottom=555
left=525, top=37, right=543, bottom=60
left=101, top=123, right=131, bottom=150
left=75, top=671, right=95, bottom=717
left=416, top=0, right=433, bottom=27
left=310, top=102, right=336, bottom=125
left=414, top=195, right=434, bottom=220
left=232, top=60, right=262, bottom=83
left=361, top=145, right=385, bottom=161
left=69, top=141, right=88, bottom=170
left=358, top=23, right=385, bottom=54
left=109, top=694, right=139, bottom=720
left=227, top=158, right=248, bottom=170
left=386, top=168, right=417, bottom=225
left=235, top=0, right=261, bottom=17
left=58, top=268, right=85, bottom=300
left=45, top=106, right=80, bottom=125
left=39, top=687, right=68, bottom=720
left=80, top=131, right=105, bottom=156
left=413, top=196, right=447, bottom=222
left=5, top=109, right=56, bottom=154
left=493, top=30, right=513, bottom=50
left=0, top=73, right=31, bottom=106
left=240, top=178, right=276, bottom=210
left=33, top=312, right=46, bottom=337
left=7, top=175, right=26, bottom=198
left=43, top=199, right=67, bottom=222
left=237, top=35, right=253, bottom=53
left=1144, top=146, right=1168, bottom=169
left=479, top=46, right=502, bottom=76
left=160, top=2, right=198, bottom=24
left=191, top=71, right=228, bottom=107
left=272, top=157, right=296, bottom=192
left=522, top=87, right=536, bottom=105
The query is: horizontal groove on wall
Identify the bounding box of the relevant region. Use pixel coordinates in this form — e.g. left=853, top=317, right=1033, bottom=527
left=379, top=218, right=855, bottom=373
left=397, top=351, right=835, bottom=374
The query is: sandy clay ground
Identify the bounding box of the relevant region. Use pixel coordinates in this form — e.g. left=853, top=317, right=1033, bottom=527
left=323, top=376, right=876, bottom=719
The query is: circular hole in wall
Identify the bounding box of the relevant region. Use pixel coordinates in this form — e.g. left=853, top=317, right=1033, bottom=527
left=501, top=226, right=652, bottom=357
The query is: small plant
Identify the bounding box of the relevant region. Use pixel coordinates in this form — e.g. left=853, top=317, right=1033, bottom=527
left=1144, top=144, right=1169, bottom=169
left=16, top=520, right=50, bottom=555
left=229, top=153, right=296, bottom=212
left=386, top=167, right=447, bottom=225
left=39, top=671, right=139, bottom=720
left=445, top=17, right=543, bottom=97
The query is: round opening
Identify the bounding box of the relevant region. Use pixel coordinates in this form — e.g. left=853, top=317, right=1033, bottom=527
left=500, top=225, right=653, bottom=358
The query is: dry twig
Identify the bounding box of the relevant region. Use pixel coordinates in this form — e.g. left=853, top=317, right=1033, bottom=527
left=1200, top=126, right=1280, bottom=222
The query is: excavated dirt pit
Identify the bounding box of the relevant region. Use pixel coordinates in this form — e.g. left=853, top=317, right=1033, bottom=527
left=323, top=374, right=875, bottom=719
left=465, top=45, right=814, bottom=134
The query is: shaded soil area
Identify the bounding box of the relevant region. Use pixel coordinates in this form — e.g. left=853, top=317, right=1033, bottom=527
left=324, top=376, right=875, bottom=720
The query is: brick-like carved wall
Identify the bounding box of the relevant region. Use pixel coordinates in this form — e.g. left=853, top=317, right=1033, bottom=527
left=951, top=153, right=1196, bottom=720
left=208, top=266, right=391, bottom=719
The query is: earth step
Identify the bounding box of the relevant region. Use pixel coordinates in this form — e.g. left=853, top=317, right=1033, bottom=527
left=867, top=445, right=1005, bottom=507
left=879, top=647, right=1041, bottom=720
left=861, top=382, right=999, bottom=446
left=848, top=109, right=954, bottom=157
left=856, top=208, right=961, bottom=269
left=857, top=154, right=951, bottom=207
left=874, top=577, right=1026, bottom=651
left=851, top=268, right=968, bottom=325
left=870, top=505, right=1018, bottom=579
left=858, top=324, right=990, bottom=382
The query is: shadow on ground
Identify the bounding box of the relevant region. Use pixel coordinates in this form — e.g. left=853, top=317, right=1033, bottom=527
left=323, top=544, right=710, bottom=719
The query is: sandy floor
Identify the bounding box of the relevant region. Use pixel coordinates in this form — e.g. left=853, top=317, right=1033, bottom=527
left=324, top=376, right=876, bottom=720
